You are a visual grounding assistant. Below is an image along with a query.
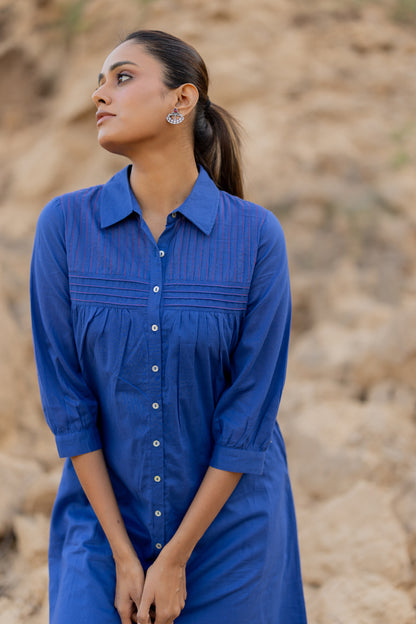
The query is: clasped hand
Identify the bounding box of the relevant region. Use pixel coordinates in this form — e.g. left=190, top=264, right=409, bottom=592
left=114, top=549, right=187, bottom=624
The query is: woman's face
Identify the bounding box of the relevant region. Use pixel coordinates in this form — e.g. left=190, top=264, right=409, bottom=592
left=92, top=41, right=176, bottom=155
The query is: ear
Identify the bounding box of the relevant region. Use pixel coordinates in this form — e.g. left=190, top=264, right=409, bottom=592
left=174, top=83, right=199, bottom=118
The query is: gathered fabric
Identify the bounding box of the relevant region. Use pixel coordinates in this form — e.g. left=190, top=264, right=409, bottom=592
left=31, top=165, right=307, bottom=623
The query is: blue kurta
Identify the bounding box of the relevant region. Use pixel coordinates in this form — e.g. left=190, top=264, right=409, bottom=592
left=30, top=166, right=307, bottom=624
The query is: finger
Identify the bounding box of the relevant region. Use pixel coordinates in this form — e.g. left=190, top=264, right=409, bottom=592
left=116, top=603, right=135, bottom=624
left=137, top=610, right=152, bottom=624
left=137, top=589, right=153, bottom=624
left=130, top=589, right=143, bottom=622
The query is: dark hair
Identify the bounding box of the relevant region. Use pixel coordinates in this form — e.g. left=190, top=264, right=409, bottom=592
left=122, top=30, right=244, bottom=198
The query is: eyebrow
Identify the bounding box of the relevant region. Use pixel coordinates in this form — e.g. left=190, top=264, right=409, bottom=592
left=98, top=61, right=139, bottom=85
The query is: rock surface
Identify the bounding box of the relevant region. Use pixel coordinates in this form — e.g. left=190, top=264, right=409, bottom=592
left=1, top=0, right=415, bottom=622
left=313, top=574, right=415, bottom=624
left=299, top=481, right=412, bottom=586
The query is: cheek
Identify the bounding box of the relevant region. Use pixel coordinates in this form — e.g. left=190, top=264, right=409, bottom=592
left=123, top=98, right=169, bottom=132
left=122, top=83, right=168, bottom=117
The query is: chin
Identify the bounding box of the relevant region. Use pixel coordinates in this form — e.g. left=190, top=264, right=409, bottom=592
left=98, top=136, right=131, bottom=157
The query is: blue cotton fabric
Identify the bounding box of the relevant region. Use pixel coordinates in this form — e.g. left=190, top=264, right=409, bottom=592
left=31, top=166, right=307, bottom=624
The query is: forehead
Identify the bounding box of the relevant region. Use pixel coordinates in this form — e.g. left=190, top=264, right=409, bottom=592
left=100, top=41, right=163, bottom=76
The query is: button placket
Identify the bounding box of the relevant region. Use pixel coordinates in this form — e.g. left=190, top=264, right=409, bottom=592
left=147, top=243, right=165, bottom=553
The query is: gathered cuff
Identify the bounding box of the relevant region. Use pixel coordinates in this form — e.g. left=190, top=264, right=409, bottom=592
left=55, top=426, right=102, bottom=458
left=209, top=443, right=265, bottom=475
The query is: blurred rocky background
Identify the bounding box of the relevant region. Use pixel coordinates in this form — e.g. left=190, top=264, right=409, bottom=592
left=0, top=0, right=415, bottom=622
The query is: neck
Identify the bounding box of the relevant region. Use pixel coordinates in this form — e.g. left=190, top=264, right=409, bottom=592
left=128, top=141, right=199, bottom=218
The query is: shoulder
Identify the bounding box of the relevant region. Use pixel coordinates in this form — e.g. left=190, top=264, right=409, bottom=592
left=39, top=184, right=103, bottom=221
left=218, top=190, right=286, bottom=249
left=35, top=183, right=104, bottom=236
left=36, top=166, right=130, bottom=233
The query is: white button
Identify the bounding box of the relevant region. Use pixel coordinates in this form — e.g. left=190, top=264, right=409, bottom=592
left=155, top=543, right=162, bottom=550
left=171, top=212, right=177, bottom=219
left=155, top=510, right=162, bottom=517
left=152, top=365, right=159, bottom=373
left=153, top=286, right=160, bottom=293
left=152, top=402, right=159, bottom=410
left=151, top=324, right=158, bottom=332
left=154, top=475, right=161, bottom=482
left=159, top=250, right=165, bottom=258
left=153, top=440, right=160, bottom=447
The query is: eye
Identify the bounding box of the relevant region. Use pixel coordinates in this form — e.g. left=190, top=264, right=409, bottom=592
left=117, top=72, right=131, bottom=84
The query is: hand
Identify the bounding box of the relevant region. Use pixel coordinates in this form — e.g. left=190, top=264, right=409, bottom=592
left=114, top=554, right=146, bottom=624
left=137, top=549, right=187, bottom=624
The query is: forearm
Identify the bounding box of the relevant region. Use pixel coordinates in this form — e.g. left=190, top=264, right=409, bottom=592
left=163, top=466, right=242, bottom=565
left=71, top=449, right=136, bottom=563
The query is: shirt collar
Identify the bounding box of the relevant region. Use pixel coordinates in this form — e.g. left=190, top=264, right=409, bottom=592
left=100, top=165, right=220, bottom=236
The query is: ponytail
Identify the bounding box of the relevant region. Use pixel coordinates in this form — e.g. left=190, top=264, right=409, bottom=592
left=194, top=100, right=244, bottom=198
left=123, top=30, right=245, bottom=198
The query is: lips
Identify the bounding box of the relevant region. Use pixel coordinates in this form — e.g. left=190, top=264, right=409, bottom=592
left=96, top=110, right=116, bottom=125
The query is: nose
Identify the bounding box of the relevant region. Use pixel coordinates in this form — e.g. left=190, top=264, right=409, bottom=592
left=91, top=85, right=111, bottom=107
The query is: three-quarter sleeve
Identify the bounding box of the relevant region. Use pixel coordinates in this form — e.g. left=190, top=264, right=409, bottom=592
left=209, top=209, right=291, bottom=475
left=30, top=198, right=101, bottom=458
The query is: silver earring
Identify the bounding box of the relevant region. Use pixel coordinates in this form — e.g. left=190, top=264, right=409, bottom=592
left=166, top=108, right=184, bottom=125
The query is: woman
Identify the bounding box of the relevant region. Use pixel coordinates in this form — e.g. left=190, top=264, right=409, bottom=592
left=31, top=30, right=307, bottom=624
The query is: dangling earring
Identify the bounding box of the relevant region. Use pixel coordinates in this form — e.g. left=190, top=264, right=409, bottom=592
left=166, top=108, right=184, bottom=125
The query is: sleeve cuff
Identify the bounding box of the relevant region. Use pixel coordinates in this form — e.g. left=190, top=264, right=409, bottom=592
left=55, top=426, right=102, bottom=458
left=209, top=444, right=265, bottom=475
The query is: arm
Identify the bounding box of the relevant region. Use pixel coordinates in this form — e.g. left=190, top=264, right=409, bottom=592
left=31, top=200, right=143, bottom=623
left=210, top=209, right=291, bottom=475
left=72, top=450, right=145, bottom=624
left=31, top=197, right=101, bottom=457
left=165, top=466, right=242, bottom=564
left=137, top=467, right=242, bottom=624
